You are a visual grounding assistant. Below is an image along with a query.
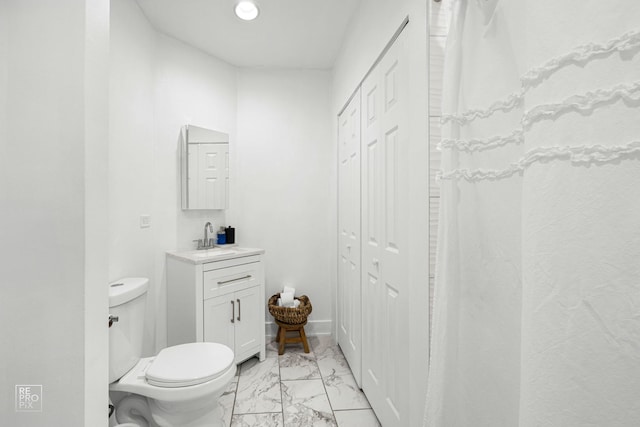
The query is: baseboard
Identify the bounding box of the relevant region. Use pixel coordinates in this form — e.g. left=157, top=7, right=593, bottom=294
left=265, top=319, right=333, bottom=339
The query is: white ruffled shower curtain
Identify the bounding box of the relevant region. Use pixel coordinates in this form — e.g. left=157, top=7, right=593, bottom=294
left=425, top=1, right=640, bottom=426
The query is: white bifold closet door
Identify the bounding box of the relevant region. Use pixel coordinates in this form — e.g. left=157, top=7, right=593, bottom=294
left=361, top=27, right=410, bottom=426
left=337, top=89, right=362, bottom=386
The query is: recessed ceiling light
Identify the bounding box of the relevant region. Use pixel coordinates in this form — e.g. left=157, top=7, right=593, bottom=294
left=235, top=1, right=259, bottom=21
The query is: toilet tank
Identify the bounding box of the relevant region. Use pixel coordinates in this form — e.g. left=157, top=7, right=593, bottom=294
left=108, top=277, right=149, bottom=383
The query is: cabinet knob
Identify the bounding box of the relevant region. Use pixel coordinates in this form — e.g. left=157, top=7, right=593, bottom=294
left=230, top=301, right=235, bottom=323
left=237, top=299, right=241, bottom=321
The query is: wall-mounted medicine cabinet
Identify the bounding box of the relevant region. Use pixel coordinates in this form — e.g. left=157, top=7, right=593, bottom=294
left=181, top=125, right=229, bottom=210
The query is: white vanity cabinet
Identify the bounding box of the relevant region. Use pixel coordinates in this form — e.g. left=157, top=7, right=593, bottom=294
left=166, top=248, right=266, bottom=363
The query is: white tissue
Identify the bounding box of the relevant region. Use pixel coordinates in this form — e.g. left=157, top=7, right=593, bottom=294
left=277, top=296, right=300, bottom=308
left=283, top=286, right=296, bottom=296
left=280, top=291, right=295, bottom=307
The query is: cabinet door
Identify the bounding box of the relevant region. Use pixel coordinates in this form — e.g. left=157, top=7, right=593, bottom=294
left=190, top=143, right=229, bottom=209
left=203, top=295, right=235, bottom=351
left=233, top=286, right=261, bottom=362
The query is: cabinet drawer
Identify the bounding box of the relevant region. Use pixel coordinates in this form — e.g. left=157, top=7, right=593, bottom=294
left=202, top=254, right=261, bottom=272
left=203, top=262, right=260, bottom=299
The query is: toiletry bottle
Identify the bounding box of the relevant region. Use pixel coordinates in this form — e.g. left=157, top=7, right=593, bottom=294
left=217, top=227, right=226, bottom=245
left=225, top=226, right=235, bottom=244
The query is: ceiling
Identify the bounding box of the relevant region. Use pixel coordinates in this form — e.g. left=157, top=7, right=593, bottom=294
left=135, top=0, right=362, bottom=69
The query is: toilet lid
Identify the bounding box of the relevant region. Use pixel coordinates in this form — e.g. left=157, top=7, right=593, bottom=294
left=146, top=342, right=234, bottom=388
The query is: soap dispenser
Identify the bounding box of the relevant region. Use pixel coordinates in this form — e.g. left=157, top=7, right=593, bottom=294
left=217, top=227, right=226, bottom=245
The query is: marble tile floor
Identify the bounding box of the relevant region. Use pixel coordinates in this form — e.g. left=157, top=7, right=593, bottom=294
left=220, top=335, right=381, bottom=427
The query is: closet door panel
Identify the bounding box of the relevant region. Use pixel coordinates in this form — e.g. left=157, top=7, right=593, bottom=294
left=361, top=27, right=410, bottom=426
left=338, top=110, right=348, bottom=342
left=362, top=61, right=386, bottom=421
left=363, top=82, right=381, bottom=257
left=337, top=89, right=362, bottom=386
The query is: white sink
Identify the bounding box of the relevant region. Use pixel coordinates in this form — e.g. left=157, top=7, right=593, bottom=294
left=191, top=249, right=237, bottom=258
left=166, top=247, right=261, bottom=264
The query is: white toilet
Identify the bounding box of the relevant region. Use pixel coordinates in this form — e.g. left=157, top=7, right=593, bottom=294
left=109, top=277, right=236, bottom=427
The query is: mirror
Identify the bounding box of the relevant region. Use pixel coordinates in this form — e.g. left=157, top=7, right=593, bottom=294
left=181, top=125, right=229, bottom=210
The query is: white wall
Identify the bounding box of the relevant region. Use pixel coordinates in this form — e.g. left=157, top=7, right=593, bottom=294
left=0, top=0, right=6, bottom=172
left=109, top=0, right=237, bottom=354
left=331, top=0, right=429, bottom=425
left=84, top=0, right=111, bottom=425
left=109, top=0, right=157, bottom=355
left=153, top=34, right=236, bottom=350
left=0, top=2, right=6, bottom=146
left=0, top=1, right=109, bottom=426
left=154, top=33, right=236, bottom=252
left=234, top=69, right=333, bottom=335
left=332, top=0, right=416, bottom=113
left=110, top=2, right=334, bottom=343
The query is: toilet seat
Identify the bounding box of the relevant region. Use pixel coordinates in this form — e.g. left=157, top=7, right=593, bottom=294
left=110, top=343, right=237, bottom=402
left=146, top=342, right=234, bottom=388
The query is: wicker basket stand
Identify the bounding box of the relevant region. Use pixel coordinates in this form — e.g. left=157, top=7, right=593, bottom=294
left=268, top=294, right=312, bottom=355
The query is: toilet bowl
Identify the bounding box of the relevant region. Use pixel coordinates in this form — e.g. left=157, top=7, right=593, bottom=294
left=109, top=397, right=141, bottom=427
left=109, top=278, right=236, bottom=427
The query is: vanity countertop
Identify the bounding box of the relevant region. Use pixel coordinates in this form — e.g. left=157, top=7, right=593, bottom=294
left=166, top=247, right=265, bottom=264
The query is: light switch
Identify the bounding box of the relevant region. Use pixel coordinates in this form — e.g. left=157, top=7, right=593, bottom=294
left=140, top=215, right=151, bottom=228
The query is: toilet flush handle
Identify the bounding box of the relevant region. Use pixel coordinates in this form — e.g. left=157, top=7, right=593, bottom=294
left=108, top=314, right=119, bottom=328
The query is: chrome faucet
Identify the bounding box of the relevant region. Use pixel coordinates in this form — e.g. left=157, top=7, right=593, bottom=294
left=204, top=222, right=214, bottom=246
left=194, top=222, right=215, bottom=250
